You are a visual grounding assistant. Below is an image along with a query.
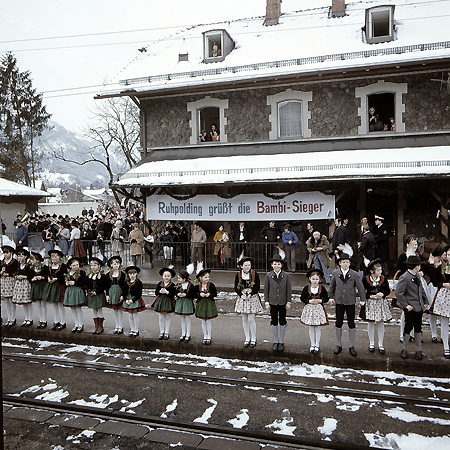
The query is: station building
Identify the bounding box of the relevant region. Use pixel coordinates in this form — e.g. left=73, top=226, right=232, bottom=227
left=96, top=0, right=450, bottom=268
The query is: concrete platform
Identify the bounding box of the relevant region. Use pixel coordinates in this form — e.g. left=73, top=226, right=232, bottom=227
left=2, top=295, right=449, bottom=378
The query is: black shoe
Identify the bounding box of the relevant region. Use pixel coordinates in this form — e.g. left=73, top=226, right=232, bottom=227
left=278, top=343, right=285, bottom=352
left=37, top=322, right=42, bottom=329
left=117, top=328, right=123, bottom=335
left=415, top=351, right=423, bottom=360
left=444, top=350, right=450, bottom=359
left=129, top=332, right=136, bottom=338
left=272, top=343, right=279, bottom=351
left=369, top=345, right=375, bottom=352
left=159, top=334, right=164, bottom=340
left=206, top=339, right=211, bottom=345
left=51, top=322, right=59, bottom=330
left=41, top=322, right=47, bottom=329
left=134, top=331, right=139, bottom=337
left=21, top=321, right=27, bottom=327
left=243, top=341, right=250, bottom=348
left=184, top=336, right=191, bottom=343
left=202, top=339, right=207, bottom=345
left=77, top=326, right=84, bottom=333
left=432, top=337, right=438, bottom=343
left=57, top=323, right=66, bottom=331
left=179, top=336, right=185, bottom=342
left=71, top=326, right=78, bottom=333
left=401, top=349, right=408, bottom=359
left=164, top=333, right=169, bottom=340
left=334, top=345, right=342, bottom=355
left=379, top=346, right=385, bottom=354
left=26, top=320, right=33, bottom=327
left=349, top=347, right=357, bottom=357
left=113, top=328, right=119, bottom=334
left=250, top=341, right=256, bottom=348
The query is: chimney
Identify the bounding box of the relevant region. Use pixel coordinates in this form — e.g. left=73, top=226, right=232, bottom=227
left=265, top=0, right=281, bottom=26
left=331, top=0, right=345, bottom=17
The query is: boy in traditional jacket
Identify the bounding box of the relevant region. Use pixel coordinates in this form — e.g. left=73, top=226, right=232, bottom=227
left=329, top=253, right=366, bottom=357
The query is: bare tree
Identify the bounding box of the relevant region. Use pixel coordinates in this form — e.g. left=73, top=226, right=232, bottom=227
left=51, top=97, right=140, bottom=203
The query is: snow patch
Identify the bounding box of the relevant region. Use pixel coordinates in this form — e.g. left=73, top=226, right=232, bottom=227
left=318, top=418, right=337, bottom=436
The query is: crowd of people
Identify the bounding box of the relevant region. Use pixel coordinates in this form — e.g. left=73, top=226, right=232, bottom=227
left=2, top=210, right=450, bottom=361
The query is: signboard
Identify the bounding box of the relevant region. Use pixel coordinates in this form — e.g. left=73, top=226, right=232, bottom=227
left=147, top=193, right=335, bottom=221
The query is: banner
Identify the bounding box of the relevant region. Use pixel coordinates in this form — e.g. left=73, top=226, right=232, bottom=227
left=147, top=192, right=335, bottom=221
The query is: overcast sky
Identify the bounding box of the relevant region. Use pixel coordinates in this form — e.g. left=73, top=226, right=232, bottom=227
left=0, top=0, right=312, bottom=134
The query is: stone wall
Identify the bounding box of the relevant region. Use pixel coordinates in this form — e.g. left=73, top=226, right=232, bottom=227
left=142, top=70, right=450, bottom=148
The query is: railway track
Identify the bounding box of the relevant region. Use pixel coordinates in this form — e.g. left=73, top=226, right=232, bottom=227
left=3, top=352, right=448, bottom=409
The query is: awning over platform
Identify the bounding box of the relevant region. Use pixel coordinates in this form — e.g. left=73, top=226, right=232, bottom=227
left=116, top=147, right=450, bottom=188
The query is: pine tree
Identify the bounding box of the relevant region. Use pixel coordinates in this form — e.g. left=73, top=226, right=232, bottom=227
left=0, top=52, right=51, bottom=186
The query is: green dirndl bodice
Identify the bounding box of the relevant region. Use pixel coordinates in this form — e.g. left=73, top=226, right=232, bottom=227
left=43, top=282, right=63, bottom=303
left=108, top=284, right=122, bottom=305
left=175, top=297, right=195, bottom=315
left=87, top=292, right=106, bottom=309
left=195, top=298, right=218, bottom=319
left=63, top=285, right=86, bottom=307
left=152, top=293, right=174, bottom=313
left=30, top=279, right=47, bottom=301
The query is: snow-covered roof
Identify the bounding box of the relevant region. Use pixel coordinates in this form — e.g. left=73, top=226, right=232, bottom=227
left=98, top=0, right=450, bottom=97
left=115, top=146, right=450, bottom=188
left=0, top=178, right=51, bottom=197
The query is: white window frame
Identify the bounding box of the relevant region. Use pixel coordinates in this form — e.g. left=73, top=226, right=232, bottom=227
left=355, top=80, right=407, bottom=135
left=267, top=90, right=312, bottom=140
left=187, top=96, right=228, bottom=144
left=277, top=100, right=303, bottom=138
left=365, top=6, right=394, bottom=44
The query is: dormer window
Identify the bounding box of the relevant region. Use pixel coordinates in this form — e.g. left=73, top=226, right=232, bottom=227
left=203, top=30, right=234, bottom=63
left=365, top=6, right=394, bottom=44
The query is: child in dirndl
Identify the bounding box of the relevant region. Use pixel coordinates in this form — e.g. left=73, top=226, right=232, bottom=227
left=86, top=257, right=107, bottom=334
left=12, top=248, right=34, bottom=327
left=63, top=257, right=87, bottom=333
left=194, top=269, right=218, bottom=345
left=43, top=249, right=67, bottom=331
left=30, top=252, right=48, bottom=328
left=300, top=268, right=329, bottom=354
left=152, top=267, right=177, bottom=340
left=1, top=244, right=19, bottom=327
left=175, top=269, right=196, bottom=343
left=121, top=266, right=146, bottom=337
left=361, top=259, right=392, bottom=354
left=429, top=246, right=450, bottom=358
left=105, top=255, right=127, bottom=335
left=234, top=257, right=263, bottom=348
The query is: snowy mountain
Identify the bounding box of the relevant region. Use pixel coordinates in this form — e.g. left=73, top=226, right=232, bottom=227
left=34, top=120, right=124, bottom=189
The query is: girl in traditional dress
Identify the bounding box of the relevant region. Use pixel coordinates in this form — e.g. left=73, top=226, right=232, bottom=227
left=1, top=244, right=19, bottom=327
left=429, top=245, right=450, bottom=359
left=361, top=259, right=392, bottom=354
left=30, top=252, right=48, bottom=328
left=122, top=266, right=146, bottom=337
left=13, top=248, right=34, bottom=327
left=234, top=257, right=263, bottom=348
left=300, top=268, right=329, bottom=354
left=175, top=269, right=195, bottom=342
left=63, top=257, right=87, bottom=333
left=56, top=222, right=70, bottom=257
left=194, top=269, right=218, bottom=345
left=43, top=249, right=67, bottom=331
left=105, top=255, right=127, bottom=334
left=86, top=257, right=107, bottom=334
left=152, top=267, right=177, bottom=340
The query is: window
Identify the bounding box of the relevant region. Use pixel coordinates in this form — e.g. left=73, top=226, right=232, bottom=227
left=267, top=90, right=312, bottom=140
left=203, top=30, right=234, bottom=63
left=187, top=97, right=228, bottom=144
left=278, top=101, right=302, bottom=138
left=365, top=6, right=394, bottom=44
left=355, top=80, right=407, bottom=134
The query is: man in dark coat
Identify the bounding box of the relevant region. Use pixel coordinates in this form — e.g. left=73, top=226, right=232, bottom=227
left=260, top=221, right=282, bottom=268
left=373, top=215, right=390, bottom=276
left=358, top=223, right=375, bottom=271
left=332, top=217, right=347, bottom=258
left=234, top=221, right=251, bottom=257
left=15, top=218, right=28, bottom=247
